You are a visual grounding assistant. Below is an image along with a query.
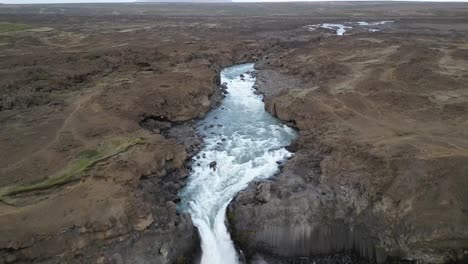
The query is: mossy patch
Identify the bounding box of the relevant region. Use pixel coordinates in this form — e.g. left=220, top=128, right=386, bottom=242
left=175, top=256, right=188, bottom=264
left=227, top=209, right=235, bottom=223
left=0, top=137, right=145, bottom=202
left=0, top=22, right=33, bottom=33
left=77, top=149, right=100, bottom=159
left=232, top=230, right=254, bottom=250
left=31, top=69, right=52, bottom=81
left=0, top=35, right=11, bottom=43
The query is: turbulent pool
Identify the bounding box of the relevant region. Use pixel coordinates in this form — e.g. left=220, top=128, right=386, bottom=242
left=178, top=63, right=297, bottom=264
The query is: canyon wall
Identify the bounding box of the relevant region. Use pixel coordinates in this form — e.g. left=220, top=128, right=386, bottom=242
left=229, top=30, right=468, bottom=263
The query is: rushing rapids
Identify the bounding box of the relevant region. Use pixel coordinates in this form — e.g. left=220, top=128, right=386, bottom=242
left=178, top=63, right=297, bottom=264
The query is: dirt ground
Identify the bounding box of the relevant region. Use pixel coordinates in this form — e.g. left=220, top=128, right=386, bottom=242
left=0, top=2, right=467, bottom=264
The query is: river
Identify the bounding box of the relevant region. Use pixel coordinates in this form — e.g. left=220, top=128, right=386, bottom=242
left=178, top=63, right=297, bottom=264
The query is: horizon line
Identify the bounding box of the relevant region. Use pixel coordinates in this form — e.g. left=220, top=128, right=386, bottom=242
left=2, top=0, right=468, bottom=4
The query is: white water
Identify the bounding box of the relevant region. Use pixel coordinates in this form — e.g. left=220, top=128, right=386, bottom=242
left=357, top=21, right=394, bottom=26
left=178, top=63, right=297, bottom=264
left=306, top=23, right=351, bottom=35
left=321, top=23, right=352, bottom=35
left=305, top=21, right=394, bottom=35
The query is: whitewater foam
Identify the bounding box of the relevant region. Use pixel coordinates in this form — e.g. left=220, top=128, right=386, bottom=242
left=305, top=21, right=394, bottom=35
left=178, top=63, right=297, bottom=264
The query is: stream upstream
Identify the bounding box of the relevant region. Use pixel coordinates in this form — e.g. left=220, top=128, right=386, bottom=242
left=178, top=63, right=297, bottom=264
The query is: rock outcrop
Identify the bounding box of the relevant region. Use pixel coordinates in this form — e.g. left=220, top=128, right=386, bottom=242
left=229, top=29, right=468, bottom=263
left=0, top=8, right=269, bottom=263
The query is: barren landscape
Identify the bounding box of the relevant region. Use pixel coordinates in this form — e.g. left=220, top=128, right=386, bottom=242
left=0, top=2, right=467, bottom=264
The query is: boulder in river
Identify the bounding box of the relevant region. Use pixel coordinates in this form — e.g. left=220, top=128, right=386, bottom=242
left=209, top=161, right=217, bottom=171
left=220, top=83, right=228, bottom=94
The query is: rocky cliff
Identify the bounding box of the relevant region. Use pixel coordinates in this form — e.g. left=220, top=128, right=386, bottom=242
left=229, top=28, right=468, bottom=263
left=0, top=8, right=267, bottom=263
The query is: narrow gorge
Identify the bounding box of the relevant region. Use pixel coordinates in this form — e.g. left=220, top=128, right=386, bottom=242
left=179, top=64, right=297, bottom=264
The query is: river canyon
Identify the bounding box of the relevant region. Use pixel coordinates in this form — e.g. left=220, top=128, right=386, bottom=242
left=0, top=2, right=468, bottom=264
left=179, top=64, right=296, bottom=264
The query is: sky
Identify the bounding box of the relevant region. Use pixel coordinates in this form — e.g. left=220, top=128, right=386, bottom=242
left=1, top=0, right=466, bottom=3
left=1, top=0, right=132, bottom=3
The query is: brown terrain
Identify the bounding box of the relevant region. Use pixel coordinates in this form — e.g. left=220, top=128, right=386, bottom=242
left=0, top=2, right=467, bottom=264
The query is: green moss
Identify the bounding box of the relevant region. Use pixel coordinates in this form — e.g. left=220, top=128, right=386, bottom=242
left=226, top=210, right=235, bottom=223
left=175, top=256, right=188, bottom=264
left=77, top=149, right=100, bottom=159
left=0, top=137, right=145, bottom=200
left=0, top=35, right=11, bottom=42
left=0, top=22, right=32, bottom=32
left=31, top=69, right=51, bottom=81
left=233, top=230, right=254, bottom=249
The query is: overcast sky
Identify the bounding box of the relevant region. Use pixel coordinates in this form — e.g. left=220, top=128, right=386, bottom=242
left=1, top=0, right=466, bottom=4
left=1, top=0, right=131, bottom=3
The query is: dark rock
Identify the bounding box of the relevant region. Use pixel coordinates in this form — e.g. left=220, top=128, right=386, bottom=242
left=229, top=65, right=468, bottom=264
left=220, top=83, right=229, bottom=94
left=256, top=183, right=271, bottom=203
left=209, top=161, right=217, bottom=171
